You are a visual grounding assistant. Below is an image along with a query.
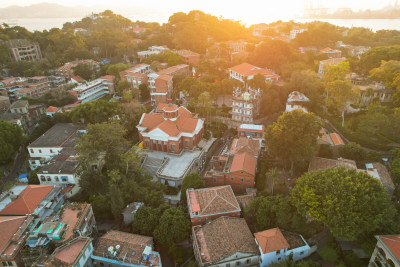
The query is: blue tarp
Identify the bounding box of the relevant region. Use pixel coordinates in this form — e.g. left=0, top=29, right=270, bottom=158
left=18, top=173, right=28, bottom=178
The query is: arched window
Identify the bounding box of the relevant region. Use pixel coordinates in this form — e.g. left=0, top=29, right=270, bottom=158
left=40, top=175, right=45, bottom=181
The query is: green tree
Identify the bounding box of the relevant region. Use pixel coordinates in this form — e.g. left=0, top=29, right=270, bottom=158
left=266, top=167, right=280, bottom=196
left=72, top=63, right=95, bottom=81
left=132, top=204, right=170, bottom=236
left=250, top=39, right=296, bottom=71
left=180, top=173, right=205, bottom=203
left=391, top=158, right=400, bottom=184
left=369, top=60, right=400, bottom=89
left=70, top=99, right=120, bottom=124
left=291, top=168, right=398, bottom=239
left=0, top=121, right=24, bottom=162
left=106, top=63, right=129, bottom=80
left=154, top=207, right=192, bottom=246
left=75, top=121, right=128, bottom=172
left=265, top=110, right=321, bottom=176
left=338, top=142, right=366, bottom=162
left=139, top=83, right=150, bottom=101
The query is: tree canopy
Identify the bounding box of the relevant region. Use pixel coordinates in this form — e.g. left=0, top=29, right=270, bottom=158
left=0, top=121, right=24, bottom=162
left=180, top=173, right=205, bottom=203
left=291, top=168, right=398, bottom=239
left=265, top=110, right=321, bottom=175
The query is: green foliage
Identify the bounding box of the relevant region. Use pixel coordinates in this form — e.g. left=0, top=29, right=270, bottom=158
left=106, top=63, right=129, bottom=80
left=26, top=86, right=76, bottom=107
left=269, top=258, right=321, bottom=267
left=0, top=43, right=10, bottom=64
left=290, top=70, right=324, bottom=112
left=265, top=110, right=321, bottom=174
left=318, top=144, right=333, bottom=158
left=391, top=158, right=400, bottom=184
left=143, top=51, right=184, bottom=66
left=247, top=195, right=321, bottom=238
left=359, top=45, right=400, bottom=74
left=132, top=204, right=170, bottom=236
left=0, top=121, right=24, bottom=162
left=89, top=193, right=113, bottom=220
left=291, top=168, right=398, bottom=239
left=319, top=245, right=339, bottom=263
left=338, top=142, right=366, bottom=162
left=180, top=173, right=205, bottom=203
left=153, top=207, right=192, bottom=246
left=72, top=63, right=96, bottom=80
left=293, top=21, right=342, bottom=48
left=139, top=83, right=150, bottom=101
left=70, top=99, right=120, bottom=124
left=28, top=168, right=40, bottom=184
left=259, top=85, right=290, bottom=116
left=250, top=39, right=297, bottom=72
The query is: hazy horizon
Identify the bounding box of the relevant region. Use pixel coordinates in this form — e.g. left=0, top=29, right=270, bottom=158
left=0, top=0, right=398, bottom=25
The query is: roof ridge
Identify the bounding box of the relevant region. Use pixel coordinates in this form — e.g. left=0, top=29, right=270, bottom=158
left=200, top=189, right=218, bottom=215
left=216, top=188, right=239, bottom=210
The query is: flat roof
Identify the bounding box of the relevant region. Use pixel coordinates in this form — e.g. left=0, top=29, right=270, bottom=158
left=239, top=124, right=264, bottom=131
left=28, top=123, right=82, bottom=148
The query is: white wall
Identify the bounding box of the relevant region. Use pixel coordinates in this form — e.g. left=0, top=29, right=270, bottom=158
left=28, top=147, right=62, bottom=159
left=37, top=173, right=77, bottom=185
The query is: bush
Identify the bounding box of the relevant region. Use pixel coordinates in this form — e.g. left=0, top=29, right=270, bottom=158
left=319, top=245, right=339, bottom=263
left=338, top=142, right=367, bottom=162
left=318, top=144, right=333, bottom=158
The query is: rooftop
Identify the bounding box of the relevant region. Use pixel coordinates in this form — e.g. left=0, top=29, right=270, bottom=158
left=308, top=157, right=357, bottom=172
left=47, top=237, right=91, bottom=266
left=187, top=185, right=240, bottom=217
left=193, top=217, right=259, bottom=265
left=377, top=235, right=400, bottom=263
left=366, top=162, right=395, bottom=190
left=287, top=91, right=310, bottom=103
left=230, top=152, right=257, bottom=176
left=229, top=63, right=275, bottom=77
left=156, top=64, right=189, bottom=76
left=238, top=124, right=265, bottom=132
left=40, top=156, right=79, bottom=175
left=0, top=185, right=54, bottom=215
left=28, top=123, right=83, bottom=148
left=255, top=228, right=289, bottom=254
left=10, top=100, right=28, bottom=109
left=93, top=230, right=159, bottom=266
left=230, top=138, right=260, bottom=157
left=59, top=204, right=92, bottom=242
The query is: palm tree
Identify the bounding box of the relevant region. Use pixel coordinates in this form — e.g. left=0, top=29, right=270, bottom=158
left=266, top=167, right=280, bottom=196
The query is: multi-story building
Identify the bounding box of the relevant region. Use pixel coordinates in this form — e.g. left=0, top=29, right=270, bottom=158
left=137, top=46, right=169, bottom=60
left=0, top=184, right=63, bottom=221
left=5, top=39, right=42, bottom=62
left=33, top=236, right=93, bottom=266
left=255, top=228, right=311, bottom=266
left=186, top=185, right=241, bottom=226
left=369, top=235, right=400, bottom=267
left=137, top=102, right=204, bottom=153
left=289, top=28, right=307, bottom=39
left=56, top=59, right=100, bottom=80
left=72, top=75, right=115, bottom=103
left=0, top=215, right=35, bottom=267
left=27, top=123, right=85, bottom=170
left=0, top=76, right=50, bottom=101
left=91, top=230, right=161, bottom=267
left=0, top=95, right=10, bottom=111
left=358, top=83, right=395, bottom=105
left=192, top=217, right=260, bottom=267
left=238, top=124, right=265, bottom=140
left=119, top=64, right=151, bottom=87
left=285, top=91, right=310, bottom=112
left=318, top=57, right=346, bottom=75
left=320, top=47, right=342, bottom=58
left=175, top=49, right=200, bottom=66
left=228, top=63, right=280, bottom=84
left=231, top=87, right=261, bottom=123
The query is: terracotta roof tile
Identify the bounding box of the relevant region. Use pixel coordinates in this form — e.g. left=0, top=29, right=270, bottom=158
left=379, top=235, right=400, bottom=261
left=46, top=106, right=58, bottom=112
left=0, top=185, right=54, bottom=215
left=0, top=216, right=30, bottom=258
left=175, top=116, right=198, bottom=133
left=153, top=120, right=180, bottom=136
left=230, top=153, right=257, bottom=176
left=229, top=63, right=268, bottom=76
left=187, top=186, right=241, bottom=217
left=193, top=217, right=259, bottom=265
left=255, top=228, right=290, bottom=254
left=140, top=114, right=165, bottom=131
left=308, top=157, right=357, bottom=172
left=52, top=237, right=90, bottom=265
left=329, top=133, right=345, bottom=145
left=230, top=138, right=260, bottom=157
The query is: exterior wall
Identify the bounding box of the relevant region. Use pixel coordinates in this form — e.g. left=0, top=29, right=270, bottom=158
left=369, top=240, right=400, bottom=267
left=224, top=171, right=255, bottom=194
left=285, top=104, right=308, bottom=113
left=238, top=130, right=263, bottom=139
left=28, top=147, right=62, bottom=160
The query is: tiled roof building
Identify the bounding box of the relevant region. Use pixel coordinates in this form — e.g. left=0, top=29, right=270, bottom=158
left=186, top=185, right=241, bottom=225
left=369, top=235, right=400, bottom=267
left=308, top=157, right=357, bottom=172
left=137, top=102, right=204, bottom=154
left=192, top=217, right=259, bottom=267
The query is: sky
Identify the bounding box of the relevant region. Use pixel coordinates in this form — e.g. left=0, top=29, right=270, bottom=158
left=0, top=0, right=397, bottom=24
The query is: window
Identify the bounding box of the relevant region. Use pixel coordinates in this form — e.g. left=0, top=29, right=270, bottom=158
left=47, top=176, right=51, bottom=181
left=55, top=176, right=59, bottom=182
left=30, top=149, right=34, bottom=153
left=247, top=178, right=251, bottom=183
left=39, top=149, right=42, bottom=153
left=50, top=149, right=53, bottom=153
left=40, top=175, right=45, bottom=181
left=214, top=179, right=217, bottom=183
left=246, top=259, right=250, bottom=264
left=276, top=250, right=281, bottom=255
left=278, top=257, right=281, bottom=261
left=231, top=176, right=234, bottom=181
left=236, top=261, right=241, bottom=266
left=185, top=140, right=190, bottom=148
left=300, top=251, right=304, bottom=255
left=226, top=264, right=230, bottom=267
left=240, top=178, right=244, bottom=182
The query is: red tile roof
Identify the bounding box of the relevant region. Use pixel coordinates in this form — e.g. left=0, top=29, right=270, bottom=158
left=46, top=106, right=58, bottom=112
left=140, top=114, right=165, bottom=130
left=0, top=216, right=31, bottom=259
left=230, top=138, right=260, bottom=157
left=53, top=237, right=90, bottom=264
left=101, top=75, right=115, bottom=80
left=321, top=47, right=332, bottom=52
left=379, top=235, right=400, bottom=261
left=230, top=153, right=257, bottom=176
left=255, top=228, right=290, bottom=254
left=0, top=185, right=54, bottom=215
left=229, top=63, right=267, bottom=76
left=187, top=186, right=240, bottom=217
left=329, top=133, right=345, bottom=145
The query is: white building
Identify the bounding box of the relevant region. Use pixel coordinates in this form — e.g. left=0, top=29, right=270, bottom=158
left=231, top=87, right=261, bottom=123
left=255, top=228, right=311, bottom=266
left=27, top=123, right=85, bottom=170
left=228, top=63, right=280, bottom=84
left=72, top=75, right=115, bottom=103
left=289, top=28, right=306, bottom=39
left=285, top=91, right=310, bottom=112
left=137, top=46, right=169, bottom=60
left=318, top=57, right=346, bottom=75
left=369, top=235, right=400, bottom=267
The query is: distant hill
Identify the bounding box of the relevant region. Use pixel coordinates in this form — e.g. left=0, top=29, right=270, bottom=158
left=0, top=3, right=89, bottom=18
